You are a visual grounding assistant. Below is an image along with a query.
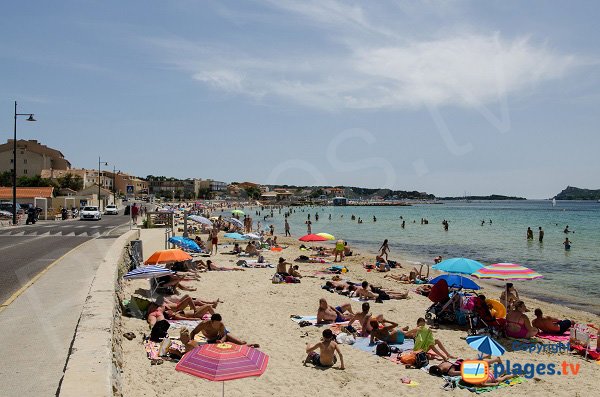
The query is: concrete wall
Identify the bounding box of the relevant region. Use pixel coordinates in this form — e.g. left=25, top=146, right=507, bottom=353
left=59, top=229, right=139, bottom=397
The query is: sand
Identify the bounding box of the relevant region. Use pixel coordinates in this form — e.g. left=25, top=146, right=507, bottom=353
left=119, top=226, right=599, bottom=397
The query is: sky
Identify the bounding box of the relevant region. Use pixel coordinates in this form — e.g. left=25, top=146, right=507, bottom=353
left=1, top=0, right=599, bottom=199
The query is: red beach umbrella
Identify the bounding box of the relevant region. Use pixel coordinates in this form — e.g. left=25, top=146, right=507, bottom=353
left=298, top=234, right=328, bottom=242
left=176, top=342, right=269, bottom=396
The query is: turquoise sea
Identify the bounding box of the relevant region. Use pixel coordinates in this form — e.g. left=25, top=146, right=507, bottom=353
left=244, top=200, right=600, bottom=315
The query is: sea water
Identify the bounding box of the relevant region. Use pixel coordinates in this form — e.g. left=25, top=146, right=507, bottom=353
left=247, top=200, right=600, bottom=315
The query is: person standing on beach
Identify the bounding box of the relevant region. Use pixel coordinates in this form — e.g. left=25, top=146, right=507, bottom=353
left=538, top=227, right=544, bottom=242
left=284, top=219, right=291, bottom=236
left=379, top=239, right=390, bottom=261
left=526, top=227, right=533, bottom=240
left=210, top=227, right=219, bottom=255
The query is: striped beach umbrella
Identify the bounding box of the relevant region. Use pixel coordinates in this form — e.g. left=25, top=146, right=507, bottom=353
left=123, top=265, right=174, bottom=280
left=176, top=342, right=268, bottom=396
left=228, top=218, right=243, bottom=228
left=466, top=335, right=506, bottom=357
left=471, top=263, right=543, bottom=281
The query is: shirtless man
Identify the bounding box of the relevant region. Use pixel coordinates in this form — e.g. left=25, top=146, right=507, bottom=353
left=316, top=298, right=354, bottom=324
left=532, top=308, right=573, bottom=335
left=347, top=302, right=380, bottom=336
left=245, top=242, right=259, bottom=256
left=190, top=313, right=258, bottom=346
left=288, top=264, right=302, bottom=278
left=276, top=257, right=291, bottom=276
left=305, top=329, right=345, bottom=370
left=384, top=265, right=429, bottom=284
left=369, top=318, right=410, bottom=345
left=196, top=259, right=245, bottom=271
left=349, top=282, right=379, bottom=300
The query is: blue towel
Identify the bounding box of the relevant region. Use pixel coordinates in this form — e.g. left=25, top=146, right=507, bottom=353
left=351, top=337, right=415, bottom=354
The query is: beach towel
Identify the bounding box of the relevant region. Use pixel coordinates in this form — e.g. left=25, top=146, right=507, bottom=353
left=167, top=320, right=201, bottom=329
left=536, top=332, right=571, bottom=342
left=456, top=376, right=526, bottom=394
left=350, top=337, right=415, bottom=354
left=571, top=344, right=600, bottom=360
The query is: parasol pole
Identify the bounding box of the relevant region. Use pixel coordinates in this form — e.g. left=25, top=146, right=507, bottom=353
left=222, top=381, right=225, bottom=397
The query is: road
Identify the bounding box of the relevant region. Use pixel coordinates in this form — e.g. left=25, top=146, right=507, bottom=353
left=0, top=214, right=131, bottom=304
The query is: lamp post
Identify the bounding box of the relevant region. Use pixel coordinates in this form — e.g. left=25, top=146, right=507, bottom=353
left=98, top=156, right=108, bottom=210
left=113, top=165, right=118, bottom=206
left=12, top=101, right=36, bottom=225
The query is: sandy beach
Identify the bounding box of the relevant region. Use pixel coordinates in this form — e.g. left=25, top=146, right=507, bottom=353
left=119, top=225, right=599, bottom=397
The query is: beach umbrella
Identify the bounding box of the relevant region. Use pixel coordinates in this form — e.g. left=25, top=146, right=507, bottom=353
left=316, top=233, right=335, bottom=240
left=243, top=233, right=261, bottom=240
left=429, top=274, right=480, bottom=290
left=176, top=342, right=269, bottom=396
left=144, top=249, right=192, bottom=265
left=432, top=258, right=485, bottom=275
left=471, top=263, right=543, bottom=310
left=466, top=335, right=506, bottom=357
left=123, top=265, right=174, bottom=280
left=299, top=234, right=328, bottom=242
left=231, top=209, right=245, bottom=215
left=188, top=215, right=213, bottom=226
left=223, top=232, right=247, bottom=240
left=228, top=218, right=243, bottom=228
left=471, top=263, right=543, bottom=281
left=168, top=236, right=201, bottom=252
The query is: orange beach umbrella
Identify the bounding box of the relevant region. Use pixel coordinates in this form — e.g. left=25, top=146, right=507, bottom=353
left=144, top=249, right=192, bottom=265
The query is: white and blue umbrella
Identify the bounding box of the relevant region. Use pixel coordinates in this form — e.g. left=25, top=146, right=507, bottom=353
left=243, top=233, right=261, bottom=240
left=466, top=335, right=506, bottom=357
left=123, top=265, right=174, bottom=280
left=229, top=218, right=243, bottom=228
left=188, top=215, right=213, bottom=226
left=432, top=258, right=485, bottom=275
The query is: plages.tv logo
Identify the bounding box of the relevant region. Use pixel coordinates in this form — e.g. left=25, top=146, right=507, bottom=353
left=461, top=360, right=489, bottom=384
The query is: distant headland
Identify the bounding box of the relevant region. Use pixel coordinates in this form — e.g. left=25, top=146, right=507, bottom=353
left=553, top=186, right=600, bottom=200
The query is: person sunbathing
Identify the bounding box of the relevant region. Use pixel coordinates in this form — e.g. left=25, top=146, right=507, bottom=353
left=369, top=284, right=409, bottom=300
left=179, top=327, right=197, bottom=352
left=189, top=313, right=258, bottom=347
left=316, top=298, right=354, bottom=324
left=244, top=242, right=259, bottom=256
left=348, top=282, right=379, bottom=300
left=412, top=317, right=455, bottom=360
left=156, top=274, right=197, bottom=292
left=505, top=301, right=538, bottom=338
left=276, top=257, right=291, bottom=276
left=196, top=259, right=245, bottom=271
left=347, top=302, right=380, bottom=336
left=146, top=301, right=214, bottom=327
left=429, top=356, right=502, bottom=377
left=162, top=295, right=222, bottom=309
left=304, top=329, right=345, bottom=370
left=369, top=318, right=410, bottom=345
left=288, top=264, right=302, bottom=278
left=375, top=255, right=390, bottom=272
left=384, top=265, right=429, bottom=284
left=532, top=308, right=572, bottom=335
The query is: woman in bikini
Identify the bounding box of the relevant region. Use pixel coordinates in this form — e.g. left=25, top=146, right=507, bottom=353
left=505, top=300, right=538, bottom=338
left=316, top=298, right=354, bottom=324
left=369, top=318, right=410, bottom=345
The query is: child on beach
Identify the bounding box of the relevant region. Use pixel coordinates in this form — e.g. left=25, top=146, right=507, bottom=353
left=305, top=329, right=345, bottom=370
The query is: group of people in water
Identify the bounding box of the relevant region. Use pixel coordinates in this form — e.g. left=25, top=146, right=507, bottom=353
left=526, top=225, right=573, bottom=250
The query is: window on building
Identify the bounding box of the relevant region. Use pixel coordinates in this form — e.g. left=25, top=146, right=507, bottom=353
left=23, top=159, right=27, bottom=164
left=10, top=159, right=13, bottom=164
left=24, top=169, right=28, bottom=174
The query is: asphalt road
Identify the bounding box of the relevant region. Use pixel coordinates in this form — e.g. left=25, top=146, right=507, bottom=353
left=0, top=214, right=131, bottom=304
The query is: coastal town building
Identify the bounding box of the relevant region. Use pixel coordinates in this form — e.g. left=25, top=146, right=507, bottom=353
left=0, top=139, right=71, bottom=177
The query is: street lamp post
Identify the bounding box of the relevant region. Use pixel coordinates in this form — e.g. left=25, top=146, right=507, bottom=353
left=12, top=101, right=36, bottom=225
left=98, top=156, right=108, bottom=210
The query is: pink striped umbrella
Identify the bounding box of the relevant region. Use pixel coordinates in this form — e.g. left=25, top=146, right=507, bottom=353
left=471, top=263, right=543, bottom=281
left=176, top=342, right=268, bottom=396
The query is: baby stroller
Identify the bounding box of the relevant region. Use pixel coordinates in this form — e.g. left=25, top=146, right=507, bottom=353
left=425, top=279, right=460, bottom=326
left=466, top=296, right=504, bottom=337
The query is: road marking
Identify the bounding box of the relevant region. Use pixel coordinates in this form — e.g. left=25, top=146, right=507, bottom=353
left=0, top=239, right=93, bottom=313
left=75, top=225, right=86, bottom=229
left=0, top=235, right=47, bottom=253
left=90, top=226, right=101, bottom=229
left=63, top=232, right=76, bottom=236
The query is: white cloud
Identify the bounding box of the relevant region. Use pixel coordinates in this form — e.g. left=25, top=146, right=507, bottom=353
left=144, top=2, right=577, bottom=111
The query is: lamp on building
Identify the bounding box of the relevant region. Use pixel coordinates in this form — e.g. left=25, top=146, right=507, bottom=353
left=98, top=156, right=108, bottom=210
left=12, top=101, right=36, bottom=225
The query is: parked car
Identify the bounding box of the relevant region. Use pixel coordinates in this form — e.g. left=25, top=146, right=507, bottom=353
left=80, top=206, right=102, bottom=221
left=104, top=204, right=119, bottom=215
left=0, top=202, right=24, bottom=215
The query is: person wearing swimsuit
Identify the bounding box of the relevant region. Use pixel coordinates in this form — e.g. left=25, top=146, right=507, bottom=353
left=505, top=300, right=538, bottom=338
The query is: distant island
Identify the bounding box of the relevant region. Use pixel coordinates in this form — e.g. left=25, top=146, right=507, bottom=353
left=438, top=194, right=526, bottom=201
left=554, top=186, right=600, bottom=200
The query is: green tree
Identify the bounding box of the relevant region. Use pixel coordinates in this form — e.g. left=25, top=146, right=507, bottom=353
left=184, top=191, right=195, bottom=200
left=162, top=191, right=173, bottom=200
left=244, top=186, right=261, bottom=199
left=309, top=188, right=324, bottom=198
left=0, top=171, right=12, bottom=186
left=197, top=187, right=211, bottom=199
left=57, top=173, right=84, bottom=191
left=17, top=175, right=55, bottom=187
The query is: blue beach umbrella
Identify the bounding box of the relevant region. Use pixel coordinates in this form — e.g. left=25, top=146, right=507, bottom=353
left=123, top=265, right=174, bottom=280
left=223, top=232, right=247, bottom=240
left=466, top=335, right=506, bottom=357
left=168, top=236, right=201, bottom=252
left=432, top=258, right=485, bottom=275
left=429, top=274, right=480, bottom=290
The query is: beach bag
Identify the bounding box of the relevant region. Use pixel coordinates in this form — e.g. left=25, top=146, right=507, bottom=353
left=150, top=320, right=170, bottom=342
left=399, top=351, right=417, bottom=365
left=376, top=342, right=392, bottom=357
left=258, top=255, right=265, bottom=263
left=455, top=310, right=467, bottom=326
left=272, top=274, right=283, bottom=284
left=414, top=351, right=429, bottom=368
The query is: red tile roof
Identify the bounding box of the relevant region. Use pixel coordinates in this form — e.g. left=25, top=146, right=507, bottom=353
left=0, top=187, right=54, bottom=199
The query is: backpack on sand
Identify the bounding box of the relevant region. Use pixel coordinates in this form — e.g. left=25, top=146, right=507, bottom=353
left=376, top=342, right=392, bottom=357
